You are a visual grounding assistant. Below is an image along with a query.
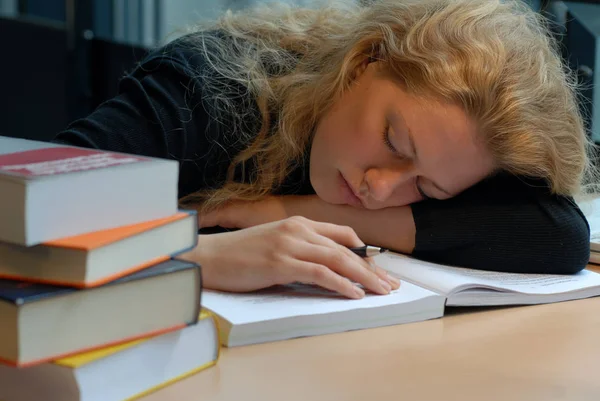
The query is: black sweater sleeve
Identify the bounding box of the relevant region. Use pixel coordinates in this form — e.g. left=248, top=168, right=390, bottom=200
left=411, top=173, right=591, bottom=274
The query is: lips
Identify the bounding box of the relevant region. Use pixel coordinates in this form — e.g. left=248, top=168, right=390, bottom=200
left=339, top=172, right=364, bottom=208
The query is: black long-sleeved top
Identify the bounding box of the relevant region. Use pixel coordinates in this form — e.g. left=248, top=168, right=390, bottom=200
left=51, top=32, right=591, bottom=274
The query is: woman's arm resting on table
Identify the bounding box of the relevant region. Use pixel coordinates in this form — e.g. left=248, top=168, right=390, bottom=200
left=203, top=174, right=590, bottom=275
left=280, top=196, right=417, bottom=254
left=198, top=194, right=416, bottom=253
left=409, top=174, right=590, bottom=275
left=296, top=178, right=590, bottom=274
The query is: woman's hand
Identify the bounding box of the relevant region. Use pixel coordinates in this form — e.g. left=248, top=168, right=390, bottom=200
left=181, top=216, right=400, bottom=299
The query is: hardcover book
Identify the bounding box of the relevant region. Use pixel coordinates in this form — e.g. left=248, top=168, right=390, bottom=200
left=0, top=135, right=178, bottom=245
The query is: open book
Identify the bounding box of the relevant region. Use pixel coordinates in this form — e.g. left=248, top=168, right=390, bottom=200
left=377, top=252, right=600, bottom=306
left=202, top=252, right=600, bottom=347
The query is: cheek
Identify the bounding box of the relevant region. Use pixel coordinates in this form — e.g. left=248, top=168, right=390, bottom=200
left=314, top=120, right=362, bottom=164
left=313, top=94, right=382, bottom=167
left=313, top=110, right=352, bottom=153
left=383, top=183, right=421, bottom=207
left=336, top=113, right=385, bottom=163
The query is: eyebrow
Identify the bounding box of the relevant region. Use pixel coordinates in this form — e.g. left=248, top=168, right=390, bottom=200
left=401, top=114, right=455, bottom=198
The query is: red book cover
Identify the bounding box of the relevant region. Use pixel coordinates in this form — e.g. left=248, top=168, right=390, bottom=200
left=0, top=147, right=148, bottom=178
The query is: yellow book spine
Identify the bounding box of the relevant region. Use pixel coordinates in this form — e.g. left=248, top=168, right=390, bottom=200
left=209, top=309, right=223, bottom=361
left=124, top=359, right=218, bottom=401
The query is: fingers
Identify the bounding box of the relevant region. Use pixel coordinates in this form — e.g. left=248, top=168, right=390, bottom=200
left=285, top=259, right=366, bottom=300
left=365, top=257, right=401, bottom=290
left=305, top=221, right=400, bottom=292
left=276, top=217, right=400, bottom=294
left=291, top=239, right=394, bottom=296
left=298, top=218, right=365, bottom=248
left=310, top=220, right=400, bottom=291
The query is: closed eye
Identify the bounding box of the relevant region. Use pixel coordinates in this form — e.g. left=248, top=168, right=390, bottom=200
left=381, top=122, right=397, bottom=153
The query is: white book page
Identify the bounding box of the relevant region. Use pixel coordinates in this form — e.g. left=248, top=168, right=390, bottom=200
left=375, top=252, right=600, bottom=296
left=202, top=281, right=440, bottom=325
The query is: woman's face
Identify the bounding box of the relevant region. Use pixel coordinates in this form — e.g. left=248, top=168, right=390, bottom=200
left=310, top=61, right=496, bottom=209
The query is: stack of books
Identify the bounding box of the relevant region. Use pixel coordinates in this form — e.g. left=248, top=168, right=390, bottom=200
left=0, top=136, right=219, bottom=401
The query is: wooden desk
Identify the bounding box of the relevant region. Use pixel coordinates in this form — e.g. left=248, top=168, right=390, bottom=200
left=143, top=265, right=600, bottom=401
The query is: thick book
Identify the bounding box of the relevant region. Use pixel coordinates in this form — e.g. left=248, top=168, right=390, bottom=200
left=0, top=135, right=178, bottom=246
left=0, top=310, right=220, bottom=401
left=0, top=258, right=201, bottom=367
left=0, top=210, right=198, bottom=287
left=203, top=280, right=444, bottom=347
left=202, top=252, right=600, bottom=347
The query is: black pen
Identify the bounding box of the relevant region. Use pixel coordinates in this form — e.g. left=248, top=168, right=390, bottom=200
left=349, top=245, right=388, bottom=258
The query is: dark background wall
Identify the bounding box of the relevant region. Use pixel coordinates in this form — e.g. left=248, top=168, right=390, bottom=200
left=0, top=17, right=70, bottom=140
left=0, top=0, right=149, bottom=142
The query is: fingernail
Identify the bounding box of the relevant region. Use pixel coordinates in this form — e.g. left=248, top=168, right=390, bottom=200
left=354, top=285, right=365, bottom=298
left=387, top=274, right=401, bottom=288
left=379, top=279, right=392, bottom=294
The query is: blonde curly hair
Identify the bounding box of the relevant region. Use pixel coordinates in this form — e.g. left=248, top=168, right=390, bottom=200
left=178, top=0, right=597, bottom=211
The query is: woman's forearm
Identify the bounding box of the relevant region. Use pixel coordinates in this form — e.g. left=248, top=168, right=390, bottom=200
left=284, top=195, right=416, bottom=254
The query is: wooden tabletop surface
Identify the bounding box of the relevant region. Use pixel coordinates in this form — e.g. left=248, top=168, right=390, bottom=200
left=142, top=264, right=600, bottom=401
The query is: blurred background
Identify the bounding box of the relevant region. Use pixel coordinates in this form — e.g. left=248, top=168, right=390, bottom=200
left=1, top=0, right=599, bottom=143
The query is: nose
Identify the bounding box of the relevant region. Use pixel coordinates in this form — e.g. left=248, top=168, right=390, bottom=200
left=361, top=167, right=414, bottom=202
